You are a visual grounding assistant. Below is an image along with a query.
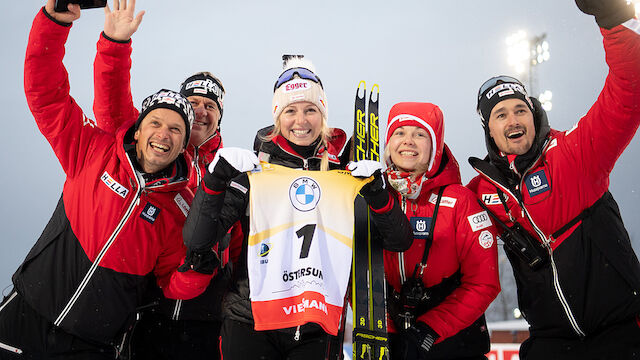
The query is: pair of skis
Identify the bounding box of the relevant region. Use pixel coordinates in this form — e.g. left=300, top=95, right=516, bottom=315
left=351, top=81, right=389, bottom=360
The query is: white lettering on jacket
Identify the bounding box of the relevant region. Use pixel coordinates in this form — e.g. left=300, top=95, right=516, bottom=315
left=174, top=194, right=190, bottom=217
left=100, top=171, right=129, bottom=198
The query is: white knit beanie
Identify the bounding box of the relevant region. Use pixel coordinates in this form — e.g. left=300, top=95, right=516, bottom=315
left=272, top=58, right=328, bottom=122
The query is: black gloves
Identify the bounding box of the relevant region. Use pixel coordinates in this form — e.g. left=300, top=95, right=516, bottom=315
left=397, top=322, right=439, bottom=360
left=348, top=160, right=390, bottom=210
left=178, top=248, right=220, bottom=275
left=204, top=148, right=259, bottom=191
left=360, top=170, right=390, bottom=210
left=575, top=0, right=635, bottom=29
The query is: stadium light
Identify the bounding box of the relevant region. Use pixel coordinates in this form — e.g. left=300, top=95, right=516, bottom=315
left=506, top=30, right=530, bottom=75
left=539, top=90, right=553, bottom=111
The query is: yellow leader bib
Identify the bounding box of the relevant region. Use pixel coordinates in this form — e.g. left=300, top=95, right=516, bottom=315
left=247, top=163, right=368, bottom=335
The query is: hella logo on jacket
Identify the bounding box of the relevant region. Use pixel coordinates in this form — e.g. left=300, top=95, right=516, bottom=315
left=100, top=171, right=129, bottom=199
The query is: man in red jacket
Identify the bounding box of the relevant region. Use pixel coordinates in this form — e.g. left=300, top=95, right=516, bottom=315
left=0, top=1, right=214, bottom=358
left=92, top=2, right=236, bottom=359
left=467, top=0, right=640, bottom=358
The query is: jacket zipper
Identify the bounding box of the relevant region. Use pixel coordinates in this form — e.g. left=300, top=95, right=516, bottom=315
left=474, top=161, right=586, bottom=337
left=54, top=159, right=144, bottom=328
left=193, top=147, right=202, bottom=188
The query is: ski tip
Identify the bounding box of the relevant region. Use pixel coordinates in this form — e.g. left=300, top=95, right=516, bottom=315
left=357, top=80, right=367, bottom=98
left=370, top=84, right=380, bottom=102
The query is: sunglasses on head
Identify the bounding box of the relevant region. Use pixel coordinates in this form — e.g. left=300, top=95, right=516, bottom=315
left=477, top=75, right=524, bottom=100
left=274, top=67, right=323, bottom=92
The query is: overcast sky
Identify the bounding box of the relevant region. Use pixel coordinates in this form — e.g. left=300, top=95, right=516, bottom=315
left=1, top=0, right=640, bottom=290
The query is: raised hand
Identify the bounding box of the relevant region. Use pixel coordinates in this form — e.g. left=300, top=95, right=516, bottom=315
left=104, top=0, right=145, bottom=41
left=45, top=0, right=81, bottom=23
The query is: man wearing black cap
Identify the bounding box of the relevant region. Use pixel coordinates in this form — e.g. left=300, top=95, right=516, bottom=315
left=467, top=0, right=640, bottom=359
left=91, top=2, right=235, bottom=359
left=0, top=1, right=215, bottom=358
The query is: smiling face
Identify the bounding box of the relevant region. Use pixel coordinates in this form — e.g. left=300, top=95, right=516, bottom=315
left=187, top=95, right=220, bottom=147
left=134, top=108, right=186, bottom=173
left=488, top=98, right=536, bottom=156
left=387, top=125, right=433, bottom=178
left=277, top=101, right=323, bottom=146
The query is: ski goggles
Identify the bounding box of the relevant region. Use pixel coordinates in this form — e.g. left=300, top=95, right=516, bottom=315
left=477, top=75, right=524, bottom=100
left=273, top=67, right=323, bottom=92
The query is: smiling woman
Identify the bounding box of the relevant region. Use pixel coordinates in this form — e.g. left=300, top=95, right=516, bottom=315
left=380, top=102, right=500, bottom=360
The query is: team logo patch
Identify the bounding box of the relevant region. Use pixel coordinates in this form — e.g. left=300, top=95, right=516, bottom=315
left=525, top=170, right=551, bottom=197
left=101, top=171, right=129, bottom=198
left=140, top=203, right=161, bottom=224
left=467, top=211, right=492, bottom=232
left=289, top=177, right=321, bottom=212
left=410, top=217, right=432, bottom=240
left=479, top=230, right=494, bottom=249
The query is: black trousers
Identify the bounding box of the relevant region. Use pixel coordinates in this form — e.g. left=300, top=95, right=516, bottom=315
left=125, top=311, right=221, bottom=360
left=219, top=318, right=340, bottom=360
left=520, top=317, right=640, bottom=360
left=0, top=291, right=116, bottom=360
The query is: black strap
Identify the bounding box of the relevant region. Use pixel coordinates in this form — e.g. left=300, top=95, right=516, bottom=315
left=476, top=199, right=510, bottom=232
left=412, top=186, right=446, bottom=279
left=550, top=193, right=607, bottom=239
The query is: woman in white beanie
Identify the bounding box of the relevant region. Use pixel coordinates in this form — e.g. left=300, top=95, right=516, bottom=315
left=182, top=57, right=413, bottom=359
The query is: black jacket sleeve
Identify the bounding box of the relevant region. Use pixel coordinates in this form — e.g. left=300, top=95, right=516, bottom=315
left=183, top=172, right=249, bottom=252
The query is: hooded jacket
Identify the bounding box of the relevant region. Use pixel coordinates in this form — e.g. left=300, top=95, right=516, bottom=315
left=13, top=9, right=212, bottom=345
left=467, top=20, right=640, bottom=339
left=383, top=103, right=500, bottom=349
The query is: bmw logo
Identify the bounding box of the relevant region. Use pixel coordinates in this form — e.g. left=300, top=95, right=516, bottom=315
left=289, top=177, right=321, bottom=212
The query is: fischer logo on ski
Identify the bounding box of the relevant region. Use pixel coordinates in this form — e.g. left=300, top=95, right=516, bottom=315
left=351, top=81, right=389, bottom=360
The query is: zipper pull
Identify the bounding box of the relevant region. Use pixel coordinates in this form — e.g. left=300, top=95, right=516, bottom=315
left=303, top=159, right=309, bottom=170
left=294, top=325, right=301, bottom=341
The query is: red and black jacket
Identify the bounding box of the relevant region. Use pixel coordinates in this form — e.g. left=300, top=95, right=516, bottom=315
left=467, top=20, right=640, bottom=339
left=92, top=31, right=241, bottom=322
left=13, top=8, right=212, bottom=345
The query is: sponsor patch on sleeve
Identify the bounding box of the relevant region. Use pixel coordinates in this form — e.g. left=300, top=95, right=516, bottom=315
left=479, top=230, right=494, bottom=249
left=428, top=193, right=457, bottom=208
left=481, top=193, right=503, bottom=205
left=467, top=211, right=492, bottom=232
left=174, top=194, right=190, bottom=217
left=101, top=171, right=129, bottom=199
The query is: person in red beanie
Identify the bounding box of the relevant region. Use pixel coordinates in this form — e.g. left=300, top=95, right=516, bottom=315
left=383, top=102, right=500, bottom=360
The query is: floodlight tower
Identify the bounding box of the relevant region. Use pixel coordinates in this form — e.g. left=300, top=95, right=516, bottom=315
left=506, top=31, right=552, bottom=110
